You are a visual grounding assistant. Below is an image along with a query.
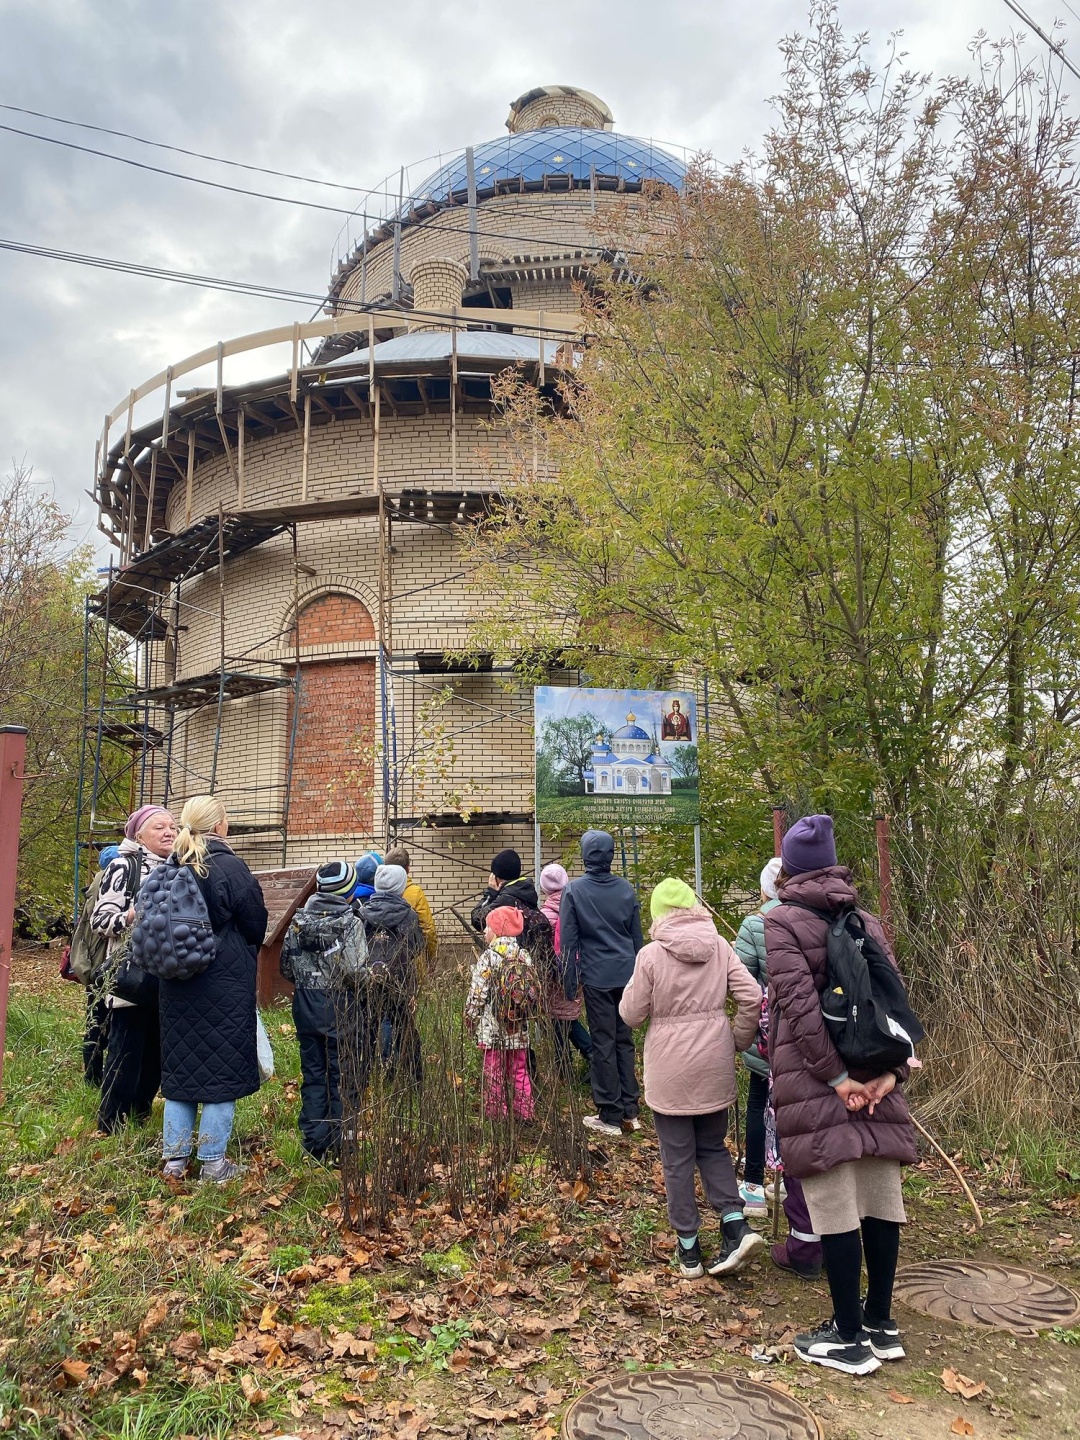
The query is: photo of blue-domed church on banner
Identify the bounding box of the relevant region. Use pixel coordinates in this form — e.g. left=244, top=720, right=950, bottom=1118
left=534, top=687, right=699, bottom=828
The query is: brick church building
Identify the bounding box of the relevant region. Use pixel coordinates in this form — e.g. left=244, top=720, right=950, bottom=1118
left=89, top=86, right=687, bottom=937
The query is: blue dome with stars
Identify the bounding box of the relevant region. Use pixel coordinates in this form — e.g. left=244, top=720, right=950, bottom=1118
left=405, top=127, right=686, bottom=213
left=612, top=718, right=651, bottom=741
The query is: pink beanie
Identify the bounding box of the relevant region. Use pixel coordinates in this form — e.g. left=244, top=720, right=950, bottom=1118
left=485, top=905, right=524, bottom=938
left=539, top=863, right=568, bottom=896
left=125, top=804, right=168, bottom=840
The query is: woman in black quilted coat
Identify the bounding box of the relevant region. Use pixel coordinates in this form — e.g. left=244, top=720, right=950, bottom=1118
left=159, top=795, right=267, bottom=1183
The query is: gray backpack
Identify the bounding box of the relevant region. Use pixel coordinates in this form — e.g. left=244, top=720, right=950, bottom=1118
left=131, top=858, right=217, bottom=981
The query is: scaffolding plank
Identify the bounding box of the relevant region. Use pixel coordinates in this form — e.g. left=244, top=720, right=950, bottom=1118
left=90, top=512, right=290, bottom=635
left=85, top=721, right=165, bottom=749
left=131, top=669, right=291, bottom=711
left=93, top=490, right=503, bottom=639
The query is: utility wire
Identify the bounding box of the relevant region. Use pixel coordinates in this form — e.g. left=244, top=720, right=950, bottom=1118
left=0, top=101, right=373, bottom=193
left=0, top=116, right=691, bottom=256
left=0, top=119, right=363, bottom=217
left=0, top=237, right=334, bottom=305
left=1002, top=0, right=1080, bottom=82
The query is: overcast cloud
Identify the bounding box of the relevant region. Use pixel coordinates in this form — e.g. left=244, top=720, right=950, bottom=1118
left=0, top=0, right=1058, bottom=555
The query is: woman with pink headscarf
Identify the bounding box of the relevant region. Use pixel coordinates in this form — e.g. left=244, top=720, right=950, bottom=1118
left=91, top=803, right=176, bottom=1133
left=538, top=863, right=593, bottom=1074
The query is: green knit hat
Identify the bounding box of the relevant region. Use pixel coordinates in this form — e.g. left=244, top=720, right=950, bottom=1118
left=650, top=877, right=698, bottom=922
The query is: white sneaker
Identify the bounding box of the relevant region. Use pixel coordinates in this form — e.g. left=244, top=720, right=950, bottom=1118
left=582, top=1114, right=623, bottom=1137
left=621, top=1117, right=642, bottom=1134
left=739, top=1181, right=768, bottom=1216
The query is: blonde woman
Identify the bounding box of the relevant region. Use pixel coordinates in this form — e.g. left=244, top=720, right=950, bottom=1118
left=160, top=796, right=268, bottom=1182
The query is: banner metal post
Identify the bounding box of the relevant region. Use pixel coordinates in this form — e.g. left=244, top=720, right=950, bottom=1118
left=693, top=823, right=702, bottom=899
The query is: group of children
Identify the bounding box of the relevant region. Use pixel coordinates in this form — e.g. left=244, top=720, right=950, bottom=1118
left=460, top=820, right=918, bottom=1379
left=284, top=817, right=917, bottom=1380
left=280, top=846, right=433, bottom=1161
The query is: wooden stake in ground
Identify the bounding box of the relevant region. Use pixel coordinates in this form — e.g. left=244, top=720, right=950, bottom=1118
left=912, top=1114, right=984, bottom=1228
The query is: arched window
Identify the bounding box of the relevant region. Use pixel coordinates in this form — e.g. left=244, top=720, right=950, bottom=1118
left=286, top=594, right=376, bottom=836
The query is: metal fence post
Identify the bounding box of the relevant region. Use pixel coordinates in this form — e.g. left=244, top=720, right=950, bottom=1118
left=0, top=725, right=28, bottom=1097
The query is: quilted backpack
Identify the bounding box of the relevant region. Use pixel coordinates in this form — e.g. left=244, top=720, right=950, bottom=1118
left=362, top=922, right=416, bottom=995
left=131, top=857, right=217, bottom=981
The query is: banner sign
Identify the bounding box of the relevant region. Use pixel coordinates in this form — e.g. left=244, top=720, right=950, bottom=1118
left=534, top=686, right=699, bottom=828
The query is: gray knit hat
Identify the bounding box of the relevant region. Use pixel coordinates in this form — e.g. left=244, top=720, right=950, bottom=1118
left=374, top=863, right=407, bottom=896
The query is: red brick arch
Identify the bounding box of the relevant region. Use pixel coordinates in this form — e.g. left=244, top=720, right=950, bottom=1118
left=291, top=591, right=376, bottom=647
left=287, top=593, right=376, bottom=836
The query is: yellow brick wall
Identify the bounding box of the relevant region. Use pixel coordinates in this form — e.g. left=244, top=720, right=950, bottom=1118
left=149, top=413, right=545, bottom=926
left=337, top=191, right=649, bottom=309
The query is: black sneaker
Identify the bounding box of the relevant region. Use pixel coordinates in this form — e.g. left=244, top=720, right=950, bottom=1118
left=794, top=1319, right=880, bottom=1375
left=863, top=1315, right=905, bottom=1361
left=707, top=1218, right=765, bottom=1276
left=676, top=1237, right=704, bottom=1279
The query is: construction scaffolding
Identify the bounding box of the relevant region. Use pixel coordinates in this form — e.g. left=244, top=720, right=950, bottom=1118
left=75, top=511, right=309, bottom=903
left=78, top=299, right=586, bottom=940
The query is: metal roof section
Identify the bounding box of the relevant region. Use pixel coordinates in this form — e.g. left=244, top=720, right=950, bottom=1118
left=323, top=331, right=563, bottom=369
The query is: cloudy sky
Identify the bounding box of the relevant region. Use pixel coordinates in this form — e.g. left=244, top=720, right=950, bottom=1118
left=0, top=0, right=1063, bottom=555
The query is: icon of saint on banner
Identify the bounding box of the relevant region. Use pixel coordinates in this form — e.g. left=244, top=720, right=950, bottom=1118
left=660, top=698, right=692, bottom=741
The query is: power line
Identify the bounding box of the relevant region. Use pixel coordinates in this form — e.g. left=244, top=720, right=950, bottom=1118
left=1002, top=0, right=1080, bottom=82
left=0, top=115, right=690, bottom=256
left=0, top=101, right=374, bottom=193
left=0, top=237, right=333, bottom=307
left=0, top=119, right=362, bottom=217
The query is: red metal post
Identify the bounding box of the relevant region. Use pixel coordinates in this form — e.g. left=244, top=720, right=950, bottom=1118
left=875, top=812, right=893, bottom=942
left=772, top=806, right=786, bottom=858
left=0, top=725, right=28, bottom=1097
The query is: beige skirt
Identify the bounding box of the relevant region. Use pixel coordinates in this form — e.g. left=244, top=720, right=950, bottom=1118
left=801, top=1158, right=907, bottom=1235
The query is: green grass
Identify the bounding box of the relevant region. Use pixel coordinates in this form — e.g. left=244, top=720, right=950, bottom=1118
left=0, top=992, right=332, bottom=1439
left=957, top=1116, right=1080, bottom=1198
left=88, top=1378, right=289, bottom=1440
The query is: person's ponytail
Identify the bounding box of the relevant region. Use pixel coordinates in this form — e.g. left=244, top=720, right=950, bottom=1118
left=172, top=794, right=227, bottom=876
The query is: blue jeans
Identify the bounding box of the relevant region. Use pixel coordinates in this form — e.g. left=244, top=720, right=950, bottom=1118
left=163, top=1099, right=236, bottom=1162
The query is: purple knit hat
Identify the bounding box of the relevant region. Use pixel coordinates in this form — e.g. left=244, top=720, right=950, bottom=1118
left=124, top=804, right=169, bottom=841
left=781, top=814, right=837, bottom=876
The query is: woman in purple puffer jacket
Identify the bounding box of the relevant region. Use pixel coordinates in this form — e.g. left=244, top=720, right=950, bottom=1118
left=766, top=815, right=917, bottom=1379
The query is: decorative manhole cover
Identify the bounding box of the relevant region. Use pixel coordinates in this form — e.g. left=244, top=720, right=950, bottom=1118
left=562, top=1369, right=823, bottom=1440
left=895, top=1260, right=1080, bottom=1336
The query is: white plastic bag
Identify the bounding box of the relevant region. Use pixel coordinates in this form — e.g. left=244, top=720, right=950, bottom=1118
left=256, top=1013, right=275, bottom=1084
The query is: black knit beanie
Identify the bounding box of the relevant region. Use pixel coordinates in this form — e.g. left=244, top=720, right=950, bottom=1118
left=490, top=848, right=522, bottom=882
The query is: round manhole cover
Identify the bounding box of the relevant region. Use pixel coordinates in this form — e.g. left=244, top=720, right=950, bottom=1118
left=895, top=1259, right=1080, bottom=1336
left=562, top=1369, right=824, bottom=1440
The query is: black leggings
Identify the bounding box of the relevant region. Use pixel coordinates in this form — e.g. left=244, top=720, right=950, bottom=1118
left=820, top=1216, right=901, bottom=1340
left=743, top=1070, right=769, bottom=1186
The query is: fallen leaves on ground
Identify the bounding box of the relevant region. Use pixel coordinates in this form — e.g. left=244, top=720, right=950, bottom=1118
left=943, top=1367, right=987, bottom=1400
left=950, top=1418, right=976, bottom=1436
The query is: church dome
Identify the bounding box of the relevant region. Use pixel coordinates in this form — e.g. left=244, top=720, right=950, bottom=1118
left=404, top=127, right=685, bottom=213
left=612, top=714, right=651, bottom=741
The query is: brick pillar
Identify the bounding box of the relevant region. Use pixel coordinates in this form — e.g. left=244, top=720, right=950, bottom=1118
left=409, top=258, right=467, bottom=331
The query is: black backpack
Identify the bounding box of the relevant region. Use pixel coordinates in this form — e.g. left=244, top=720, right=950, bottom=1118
left=785, top=902, right=925, bottom=1072
left=361, top=921, right=417, bottom=998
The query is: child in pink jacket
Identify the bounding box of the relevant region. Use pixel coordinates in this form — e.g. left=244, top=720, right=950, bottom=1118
left=621, top=878, right=765, bottom=1278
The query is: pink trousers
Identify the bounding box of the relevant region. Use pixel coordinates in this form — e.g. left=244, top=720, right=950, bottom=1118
left=481, top=1047, right=534, bottom=1120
